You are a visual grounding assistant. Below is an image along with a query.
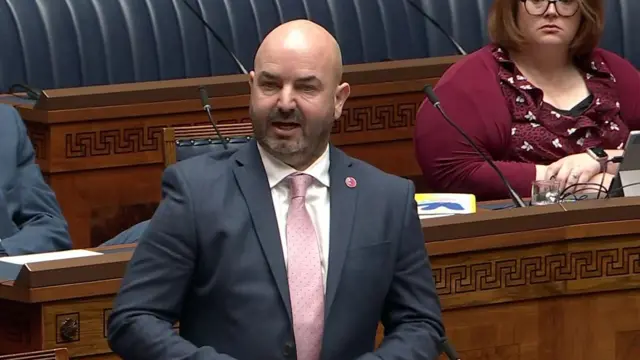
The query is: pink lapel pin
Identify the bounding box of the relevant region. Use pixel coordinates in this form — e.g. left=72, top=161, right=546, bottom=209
left=345, top=177, right=357, bottom=188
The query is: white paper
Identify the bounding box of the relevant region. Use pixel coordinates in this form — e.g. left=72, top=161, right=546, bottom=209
left=419, top=214, right=456, bottom=219
left=0, top=249, right=103, bottom=265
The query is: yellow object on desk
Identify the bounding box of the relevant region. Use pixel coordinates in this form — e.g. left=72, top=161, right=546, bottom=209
left=415, top=193, right=476, bottom=219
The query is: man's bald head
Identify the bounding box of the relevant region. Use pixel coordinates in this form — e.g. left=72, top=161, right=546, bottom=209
left=254, top=19, right=343, bottom=84
left=248, top=20, right=350, bottom=171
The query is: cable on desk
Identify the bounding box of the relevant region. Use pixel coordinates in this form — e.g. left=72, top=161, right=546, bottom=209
left=605, top=181, right=640, bottom=198
left=558, top=182, right=608, bottom=201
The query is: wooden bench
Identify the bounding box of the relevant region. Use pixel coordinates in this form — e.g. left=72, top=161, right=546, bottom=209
left=0, top=349, right=68, bottom=360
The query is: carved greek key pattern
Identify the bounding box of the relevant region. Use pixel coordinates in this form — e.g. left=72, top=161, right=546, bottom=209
left=62, top=101, right=419, bottom=158
left=392, top=103, right=416, bottom=128
left=26, top=123, right=47, bottom=160
left=433, top=247, right=640, bottom=296
left=333, top=102, right=421, bottom=134
left=65, top=126, right=164, bottom=158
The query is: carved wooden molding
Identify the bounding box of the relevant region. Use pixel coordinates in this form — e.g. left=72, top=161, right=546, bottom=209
left=56, top=98, right=421, bottom=163
left=65, top=126, right=164, bottom=158
left=334, top=101, right=420, bottom=134
left=56, top=313, right=79, bottom=344
left=43, top=298, right=113, bottom=357
left=25, top=124, right=48, bottom=161
left=433, top=246, right=640, bottom=297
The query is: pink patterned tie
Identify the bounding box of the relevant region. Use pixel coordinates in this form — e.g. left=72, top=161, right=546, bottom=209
left=286, top=173, right=324, bottom=360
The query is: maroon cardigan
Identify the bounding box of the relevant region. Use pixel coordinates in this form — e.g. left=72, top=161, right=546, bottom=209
left=414, top=45, right=640, bottom=201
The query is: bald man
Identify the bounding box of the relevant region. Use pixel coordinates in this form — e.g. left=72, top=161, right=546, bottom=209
left=108, top=20, right=444, bottom=360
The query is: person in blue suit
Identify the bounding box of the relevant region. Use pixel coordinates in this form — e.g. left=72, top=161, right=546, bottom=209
left=0, top=104, right=71, bottom=256
left=107, top=20, right=445, bottom=360
left=100, top=220, right=149, bottom=246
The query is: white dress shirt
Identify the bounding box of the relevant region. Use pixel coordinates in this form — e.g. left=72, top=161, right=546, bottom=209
left=257, top=143, right=331, bottom=290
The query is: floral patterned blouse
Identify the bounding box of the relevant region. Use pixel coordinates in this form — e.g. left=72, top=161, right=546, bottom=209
left=493, top=46, right=630, bottom=164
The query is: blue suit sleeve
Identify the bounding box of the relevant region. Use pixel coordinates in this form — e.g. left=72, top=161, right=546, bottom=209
left=0, top=108, right=71, bottom=256
left=107, top=165, right=236, bottom=360
left=358, top=180, right=446, bottom=360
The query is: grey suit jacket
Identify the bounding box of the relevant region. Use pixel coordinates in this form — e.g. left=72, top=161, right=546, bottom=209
left=107, top=140, right=445, bottom=359
left=0, top=105, right=71, bottom=256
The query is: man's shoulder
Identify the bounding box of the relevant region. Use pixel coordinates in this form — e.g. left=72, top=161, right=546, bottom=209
left=164, top=152, right=236, bottom=185
left=0, top=104, right=22, bottom=132
left=0, top=105, right=26, bottom=175
left=0, top=104, right=19, bottom=116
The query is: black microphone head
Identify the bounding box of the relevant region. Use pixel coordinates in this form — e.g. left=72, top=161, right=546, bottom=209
left=198, top=86, right=211, bottom=108
left=440, top=337, right=460, bottom=360
left=423, top=85, right=440, bottom=106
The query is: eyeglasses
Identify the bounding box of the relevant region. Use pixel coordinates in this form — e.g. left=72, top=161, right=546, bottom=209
left=521, top=0, right=580, bottom=17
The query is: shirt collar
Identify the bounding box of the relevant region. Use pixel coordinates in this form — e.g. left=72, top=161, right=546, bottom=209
left=257, top=142, right=330, bottom=189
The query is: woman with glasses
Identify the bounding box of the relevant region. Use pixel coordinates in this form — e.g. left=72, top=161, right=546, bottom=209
left=414, top=0, right=640, bottom=200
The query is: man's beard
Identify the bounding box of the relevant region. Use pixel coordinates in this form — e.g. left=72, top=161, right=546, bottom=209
left=251, top=107, right=332, bottom=168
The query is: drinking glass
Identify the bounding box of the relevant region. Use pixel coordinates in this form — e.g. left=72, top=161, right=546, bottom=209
left=531, top=180, right=561, bottom=205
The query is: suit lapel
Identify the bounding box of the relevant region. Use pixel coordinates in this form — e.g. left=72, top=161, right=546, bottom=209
left=325, top=146, right=358, bottom=317
left=231, top=140, right=292, bottom=321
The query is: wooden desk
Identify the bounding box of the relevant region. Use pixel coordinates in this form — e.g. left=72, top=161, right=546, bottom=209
left=1, top=198, right=639, bottom=359
left=416, top=198, right=640, bottom=359
left=0, top=56, right=459, bottom=247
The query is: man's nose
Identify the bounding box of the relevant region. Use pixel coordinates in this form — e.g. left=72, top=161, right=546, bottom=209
left=277, top=86, right=297, bottom=112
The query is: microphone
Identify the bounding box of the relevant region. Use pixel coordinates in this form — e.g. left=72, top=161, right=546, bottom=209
left=8, top=83, right=41, bottom=100
left=180, top=0, right=248, bottom=75
left=404, top=0, right=467, bottom=56
left=199, top=86, right=228, bottom=150
left=423, top=85, right=527, bottom=208
left=440, top=337, right=461, bottom=360
left=179, top=0, right=246, bottom=150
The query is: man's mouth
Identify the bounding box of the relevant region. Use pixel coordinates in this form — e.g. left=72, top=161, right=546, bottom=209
left=271, top=122, right=301, bottom=131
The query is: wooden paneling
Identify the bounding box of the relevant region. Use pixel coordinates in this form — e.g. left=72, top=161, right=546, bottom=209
left=0, top=56, right=459, bottom=247
left=444, top=290, right=640, bottom=360
left=432, top=234, right=640, bottom=359
left=1, top=199, right=639, bottom=359
left=0, top=300, right=42, bottom=355
left=434, top=235, right=640, bottom=308
left=0, top=348, right=68, bottom=360
left=42, top=297, right=113, bottom=358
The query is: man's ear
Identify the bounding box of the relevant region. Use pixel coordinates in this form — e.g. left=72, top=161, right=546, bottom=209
left=333, top=82, right=351, bottom=119
left=248, top=71, right=256, bottom=88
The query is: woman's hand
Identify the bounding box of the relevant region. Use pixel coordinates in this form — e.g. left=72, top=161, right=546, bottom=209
left=545, top=153, right=602, bottom=191
left=566, top=172, right=613, bottom=195
left=586, top=172, right=613, bottom=192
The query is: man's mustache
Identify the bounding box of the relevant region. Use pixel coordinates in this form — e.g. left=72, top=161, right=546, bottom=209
left=267, top=109, right=305, bottom=124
